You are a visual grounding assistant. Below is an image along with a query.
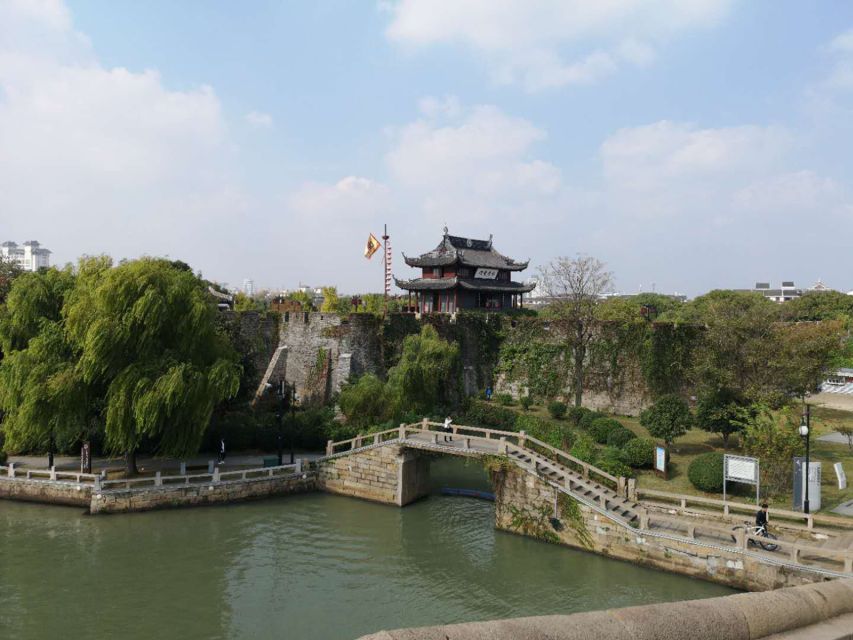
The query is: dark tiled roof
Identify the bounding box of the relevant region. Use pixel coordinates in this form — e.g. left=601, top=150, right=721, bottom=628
left=402, top=232, right=529, bottom=271
left=395, top=276, right=536, bottom=293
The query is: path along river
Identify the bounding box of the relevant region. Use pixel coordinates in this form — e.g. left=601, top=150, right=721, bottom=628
left=0, top=458, right=733, bottom=639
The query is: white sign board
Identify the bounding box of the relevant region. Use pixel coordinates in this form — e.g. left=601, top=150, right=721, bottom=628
left=835, top=462, right=847, bottom=490
left=655, top=447, right=666, bottom=473
left=474, top=268, right=498, bottom=280
left=725, top=454, right=759, bottom=484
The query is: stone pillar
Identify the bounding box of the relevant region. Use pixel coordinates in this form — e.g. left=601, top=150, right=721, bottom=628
left=518, top=430, right=527, bottom=449
left=627, top=478, right=637, bottom=501
left=396, top=449, right=431, bottom=506
left=180, top=461, right=186, bottom=475
left=50, top=466, right=56, bottom=481
left=421, top=417, right=429, bottom=430
left=398, top=423, right=406, bottom=440
left=326, top=440, right=334, bottom=456
left=155, top=471, right=162, bottom=487
left=617, top=476, right=626, bottom=498
left=8, top=462, right=15, bottom=478
left=207, top=460, right=215, bottom=474
left=213, top=467, right=221, bottom=483
left=498, top=437, right=507, bottom=454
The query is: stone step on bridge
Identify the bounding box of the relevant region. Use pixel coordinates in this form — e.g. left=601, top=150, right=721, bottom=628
left=317, top=419, right=853, bottom=590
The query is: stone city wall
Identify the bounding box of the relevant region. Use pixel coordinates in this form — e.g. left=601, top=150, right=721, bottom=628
left=0, top=477, right=91, bottom=507
left=90, top=472, right=316, bottom=514
left=494, top=467, right=826, bottom=592
left=316, top=444, right=430, bottom=506
left=357, top=579, right=853, bottom=640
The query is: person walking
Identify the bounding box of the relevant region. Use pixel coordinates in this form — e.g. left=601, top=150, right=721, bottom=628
left=443, top=417, right=453, bottom=443
left=219, top=438, right=226, bottom=464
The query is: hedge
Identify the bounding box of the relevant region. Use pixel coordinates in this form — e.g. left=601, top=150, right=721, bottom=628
left=688, top=452, right=725, bottom=493
left=569, top=433, right=597, bottom=464
left=590, top=417, right=623, bottom=444
left=566, top=406, right=592, bottom=427
left=578, top=410, right=604, bottom=430
left=461, top=400, right=519, bottom=431
left=606, top=425, right=636, bottom=448
left=547, top=401, right=567, bottom=419
left=596, top=447, right=633, bottom=478
left=620, top=437, right=655, bottom=468
left=516, top=413, right=574, bottom=450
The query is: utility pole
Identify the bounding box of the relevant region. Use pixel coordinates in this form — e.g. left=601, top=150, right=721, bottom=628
left=382, top=224, right=391, bottom=316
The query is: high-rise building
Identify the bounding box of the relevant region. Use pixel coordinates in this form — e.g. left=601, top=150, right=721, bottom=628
left=243, top=278, right=255, bottom=296
left=0, top=240, right=51, bottom=271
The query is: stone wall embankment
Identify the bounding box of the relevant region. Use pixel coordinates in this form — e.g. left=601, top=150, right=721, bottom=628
left=356, top=579, right=853, bottom=640
left=316, top=444, right=430, bottom=506
left=0, top=477, right=91, bottom=507
left=494, top=467, right=826, bottom=592
left=90, top=472, right=316, bottom=514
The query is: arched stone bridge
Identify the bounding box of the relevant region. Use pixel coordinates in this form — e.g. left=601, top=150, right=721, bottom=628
left=315, top=420, right=853, bottom=591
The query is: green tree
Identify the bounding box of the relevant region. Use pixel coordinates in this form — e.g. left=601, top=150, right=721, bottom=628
left=320, top=287, right=340, bottom=313
left=288, top=290, right=314, bottom=311
left=386, top=324, right=460, bottom=416
left=65, top=258, right=241, bottom=474
left=233, top=292, right=265, bottom=312
left=836, top=425, right=853, bottom=450
left=770, top=320, right=845, bottom=400
left=782, top=290, right=853, bottom=322
left=338, top=373, right=390, bottom=429
left=0, top=256, right=23, bottom=305
left=0, top=263, right=99, bottom=458
left=694, top=388, right=750, bottom=450
left=640, top=394, right=692, bottom=448
left=538, top=255, right=613, bottom=407
left=740, top=405, right=804, bottom=496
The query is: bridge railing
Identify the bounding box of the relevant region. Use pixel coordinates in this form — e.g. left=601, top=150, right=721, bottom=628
left=323, top=418, right=620, bottom=492
left=99, top=461, right=303, bottom=490
left=0, top=464, right=99, bottom=484
left=417, top=420, right=619, bottom=490
left=637, top=488, right=853, bottom=533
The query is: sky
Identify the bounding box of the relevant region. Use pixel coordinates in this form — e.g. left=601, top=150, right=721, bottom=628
left=1, top=0, right=852, bottom=296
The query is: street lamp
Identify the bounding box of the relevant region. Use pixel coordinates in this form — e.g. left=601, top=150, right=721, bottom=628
left=798, top=404, right=811, bottom=514
left=274, top=380, right=298, bottom=465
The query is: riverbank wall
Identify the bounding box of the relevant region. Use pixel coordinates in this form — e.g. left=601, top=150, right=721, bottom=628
left=494, top=466, right=834, bottom=592
left=0, top=476, right=91, bottom=507
left=357, top=578, right=853, bottom=640
left=90, top=471, right=316, bottom=514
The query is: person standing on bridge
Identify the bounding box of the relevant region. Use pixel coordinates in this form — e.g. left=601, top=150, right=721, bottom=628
left=443, top=417, right=453, bottom=442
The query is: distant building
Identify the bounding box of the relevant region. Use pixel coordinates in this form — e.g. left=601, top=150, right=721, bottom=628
left=0, top=240, right=51, bottom=272
left=395, top=229, right=534, bottom=313
left=750, top=281, right=803, bottom=303
left=242, top=279, right=255, bottom=296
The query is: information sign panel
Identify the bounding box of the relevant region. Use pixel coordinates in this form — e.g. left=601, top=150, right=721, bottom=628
left=655, top=447, right=666, bottom=473
left=835, top=462, right=847, bottom=490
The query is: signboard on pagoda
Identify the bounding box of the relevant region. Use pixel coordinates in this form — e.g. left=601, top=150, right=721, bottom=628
left=474, top=268, right=498, bottom=279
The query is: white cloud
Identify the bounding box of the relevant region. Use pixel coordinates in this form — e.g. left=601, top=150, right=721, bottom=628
left=288, top=176, right=391, bottom=219
left=245, top=110, right=273, bottom=128
left=0, top=0, right=246, bottom=277
left=732, top=170, right=842, bottom=214
left=385, top=0, right=731, bottom=90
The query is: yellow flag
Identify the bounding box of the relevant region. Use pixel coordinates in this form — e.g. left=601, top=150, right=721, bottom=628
left=364, top=233, right=381, bottom=259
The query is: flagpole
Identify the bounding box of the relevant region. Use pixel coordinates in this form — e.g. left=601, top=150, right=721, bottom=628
left=382, top=224, right=391, bottom=316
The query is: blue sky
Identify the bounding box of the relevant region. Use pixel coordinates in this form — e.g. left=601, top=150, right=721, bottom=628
left=2, top=1, right=852, bottom=295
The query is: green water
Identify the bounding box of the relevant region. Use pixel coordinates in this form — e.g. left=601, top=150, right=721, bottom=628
left=0, top=459, right=733, bottom=639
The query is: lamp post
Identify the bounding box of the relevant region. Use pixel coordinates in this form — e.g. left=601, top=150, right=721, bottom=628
left=289, top=382, right=297, bottom=465
left=798, top=404, right=811, bottom=514
left=276, top=380, right=286, bottom=466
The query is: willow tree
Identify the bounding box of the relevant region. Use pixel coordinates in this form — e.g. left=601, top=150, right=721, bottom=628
left=65, top=258, right=241, bottom=474
left=0, top=267, right=89, bottom=459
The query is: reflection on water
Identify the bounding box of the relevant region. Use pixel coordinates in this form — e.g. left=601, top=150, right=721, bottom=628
left=0, top=457, right=733, bottom=640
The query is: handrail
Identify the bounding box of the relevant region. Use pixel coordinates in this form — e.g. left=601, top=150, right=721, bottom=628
left=0, top=464, right=99, bottom=484
left=100, top=462, right=301, bottom=490
left=412, top=420, right=618, bottom=487
left=638, top=488, right=853, bottom=531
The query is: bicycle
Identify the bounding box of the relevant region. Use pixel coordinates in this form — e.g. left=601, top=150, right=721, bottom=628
left=730, top=523, right=779, bottom=551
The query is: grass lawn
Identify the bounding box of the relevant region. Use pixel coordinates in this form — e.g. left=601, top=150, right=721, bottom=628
left=494, top=400, right=853, bottom=515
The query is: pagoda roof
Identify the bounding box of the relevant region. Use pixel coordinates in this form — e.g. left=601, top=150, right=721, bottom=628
left=395, top=276, right=535, bottom=293
left=402, top=231, right=529, bottom=271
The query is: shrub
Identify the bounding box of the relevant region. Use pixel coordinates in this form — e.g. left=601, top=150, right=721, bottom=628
left=566, top=406, right=592, bottom=427
left=338, top=374, right=389, bottom=430
left=687, top=452, right=725, bottom=493
left=519, top=395, right=533, bottom=411
left=461, top=400, right=518, bottom=431
left=570, top=433, right=597, bottom=464
left=640, top=394, right=692, bottom=447
left=516, top=413, right=572, bottom=450
left=496, top=393, right=514, bottom=406
left=547, top=401, right=567, bottom=419
left=620, top=437, right=655, bottom=468
left=578, top=410, right=603, bottom=430
left=590, top=417, right=622, bottom=444
left=596, top=447, right=633, bottom=478
left=606, top=425, right=636, bottom=448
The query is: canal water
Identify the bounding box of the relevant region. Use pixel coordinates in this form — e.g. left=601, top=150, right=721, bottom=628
left=0, top=458, right=733, bottom=639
